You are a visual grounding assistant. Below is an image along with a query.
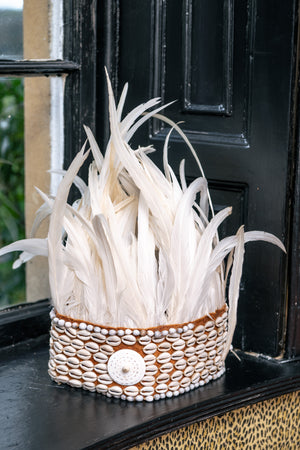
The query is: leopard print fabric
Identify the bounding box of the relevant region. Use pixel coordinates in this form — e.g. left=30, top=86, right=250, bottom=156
left=131, top=391, right=300, bottom=449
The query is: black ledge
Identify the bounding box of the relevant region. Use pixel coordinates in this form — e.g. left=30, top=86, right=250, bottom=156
left=0, top=60, right=80, bottom=75
left=0, top=335, right=300, bottom=450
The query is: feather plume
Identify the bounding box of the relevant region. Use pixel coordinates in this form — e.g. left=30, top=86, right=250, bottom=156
left=0, top=71, right=286, bottom=361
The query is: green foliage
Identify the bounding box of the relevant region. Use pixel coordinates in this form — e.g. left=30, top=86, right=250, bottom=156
left=0, top=78, right=25, bottom=307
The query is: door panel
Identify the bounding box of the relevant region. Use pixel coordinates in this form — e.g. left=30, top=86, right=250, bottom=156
left=96, top=0, right=296, bottom=356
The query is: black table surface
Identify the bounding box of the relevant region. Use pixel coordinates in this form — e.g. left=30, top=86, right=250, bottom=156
left=1, top=335, right=300, bottom=450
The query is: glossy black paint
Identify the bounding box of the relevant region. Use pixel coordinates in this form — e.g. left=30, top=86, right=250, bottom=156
left=0, top=300, right=50, bottom=348
left=0, top=60, right=80, bottom=75
left=0, top=337, right=299, bottom=450
left=96, top=0, right=300, bottom=357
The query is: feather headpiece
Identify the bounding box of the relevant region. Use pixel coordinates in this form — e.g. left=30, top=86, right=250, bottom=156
left=0, top=73, right=285, bottom=363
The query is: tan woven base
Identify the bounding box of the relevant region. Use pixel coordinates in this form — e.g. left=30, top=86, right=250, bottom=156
left=48, top=305, right=228, bottom=401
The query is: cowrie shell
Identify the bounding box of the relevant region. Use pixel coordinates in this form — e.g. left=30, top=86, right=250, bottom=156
left=180, top=377, right=191, bottom=388
left=143, top=343, right=157, bottom=354
left=214, top=355, right=222, bottom=365
left=172, top=339, right=185, bottom=351
left=98, top=374, right=113, bottom=385
left=216, top=345, right=224, bottom=355
left=58, top=334, right=71, bottom=346
left=122, top=335, right=136, bottom=346
left=157, top=352, right=171, bottom=364
left=67, top=357, right=80, bottom=368
left=71, top=339, right=84, bottom=350
left=192, top=373, right=200, bottom=384
left=221, top=311, right=228, bottom=320
left=77, top=349, right=91, bottom=360
left=155, top=383, right=168, bottom=394
left=109, top=385, right=123, bottom=396
left=54, top=353, right=67, bottom=364
left=157, top=373, right=169, bottom=384
left=69, top=368, right=82, bottom=379
left=186, top=337, right=196, bottom=347
left=171, top=371, right=183, bottom=382
left=55, top=375, right=69, bottom=383
left=171, top=350, right=184, bottom=360
left=77, top=329, right=91, bottom=341
left=65, top=327, right=77, bottom=338
left=194, top=324, right=205, bottom=336
left=100, top=344, right=114, bottom=355
left=209, top=349, right=217, bottom=359
left=195, top=343, right=206, bottom=354
left=216, top=335, right=224, bottom=346
left=205, top=320, right=215, bottom=332
left=205, top=340, right=216, bottom=352
left=54, top=342, right=63, bottom=353
left=93, top=352, right=108, bottom=363
left=187, top=355, right=198, bottom=365
left=197, top=334, right=207, bottom=344
left=141, top=375, right=155, bottom=386
left=208, top=329, right=217, bottom=340
left=80, top=360, right=94, bottom=371
left=48, top=369, right=57, bottom=379
left=175, top=359, right=187, bottom=370
left=184, top=365, right=195, bottom=377
left=139, top=335, right=151, bottom=345
left=169, top=381, right=180, bottom=391
left=96, top=384, right=108, bottom=393
left=144, top=354, right=156, bottom=365
left=63, top=345, right=76, bottom=357
left=218, top=327, right=225, bottom=336
left=185, top=347, right=196, bottom=358
left=83, top=381, right=96, bottom=391
left=82, top=371, right=97, bottom=382
left=140, top=386, right=154, bottom=396
left=158, top=341, right=171, bottom=352
left=50, top=329, right=59, bottom=340
left=195, top=361, right=205, bottom=372
left=85, top=341, right=100, bottom=353
left=124, top=386, right=139, bottom=397
left=205, top=359, right=214, bottom=368
left=145, top=365, right=158, bottom=376
left=217, top=360, right=224, bottom=370
left=56, top=364, right=69, bottom=375
left=91, top=333, right=106, bottom=344
left=181, top=330, right=193, bottom=340
left=152, top=336, right=164, bottom=344
left=94, top=363, right=108, bottom=374
left=215, top=316, right=224, bottom=327
left=201, top=368, right=209, bottom=379
left=54, top=325, right=65, bottom=334
left=68, top=379, right=82, bottom=388
left=209, top=365, right=218, bottom=375
left=159, top=362, right=173, bottom=373
left=166, top=333, right=180, bottom=343
left=48, top=360, right=56, bottom=371
left=106, top=335, right=121, bottom=346
left=198, top=352, right=208, bottom=361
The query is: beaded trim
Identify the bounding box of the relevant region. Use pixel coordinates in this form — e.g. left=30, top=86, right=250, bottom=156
left=48, top=306, right=228, bottom=401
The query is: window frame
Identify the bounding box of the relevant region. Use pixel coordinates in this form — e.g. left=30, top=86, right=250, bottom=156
left=0, top=0, right=97, bottom=344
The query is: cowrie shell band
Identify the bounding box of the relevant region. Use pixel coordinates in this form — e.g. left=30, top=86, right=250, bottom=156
left=49, top=304, right=228, bottom=401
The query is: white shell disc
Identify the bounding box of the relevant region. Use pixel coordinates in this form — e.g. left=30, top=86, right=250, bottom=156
left=107, top=349, right=146, bottom=386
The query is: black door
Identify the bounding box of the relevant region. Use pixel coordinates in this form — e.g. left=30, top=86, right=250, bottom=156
left=96, top=0, right=298, bottom=357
